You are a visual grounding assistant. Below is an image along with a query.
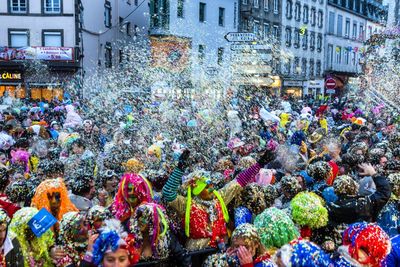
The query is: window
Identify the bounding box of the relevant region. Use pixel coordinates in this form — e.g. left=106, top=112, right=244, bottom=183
left=126, top=22, right=131, bottom=36
left=359, top=24, right=364, bottom=41
left=104, top=1, right=112, bottom=28
left=105, top=42, right=112, bottom=68
left=309, top=59, right=315, bottom=77
left=302, top=58, right=307, bottom=76
left=10, top=0, right=27, bottom=13
left=294, top=57, right=300, bottom=74
left=345, top=18, right=350, bottom=37
left=295, top=2, right=301, bottom=21
left=337, top=15, right=342, bottom=36
left=218, top=47, right=224, bottom=65
left=317, top=33, right=322, bottom=52
left=9, top=29, right=29, bottom=47
left=273, top=25, right=279, bottom=39
left=263, top=23, right=270, bottom=38
left=198, top=45, right=205, bottom=64
left=311, top=7, right=316, bottom=26
left=336, top=46, right=341, bottom=64
left=352, top=22, right=357, bottom=39
left=284, top=59, right=291, bottom=75
left=344, top=49, right=349, bottom=64
left=285, top=27, right=292, bottom=46
left=294, top=28, right=300, bottom=48
left=302, top=30, right=308, bottom=50
left=273, top=0, right=278, bottom=14
left=328, top=12, right=335, bottom=34
left=352, top=51, right=356, bottom=65
left=43, top=30, right=62, bottom=46
left=264, top=0, right=269, bottom=11
left=199, top=2, right=206, bottom=22
left=328, top=45, right=333, bottom=67
left=316, top=60, right=321, bottom=76
left=242, top=18, right=249, bottom=31
left=119, top=49, right=123, bottom=63
left=303, top=5, right=308, bottom=24
left=253, top=20, right=260, bottom=35
left=44, top=0, right=61, bottom=14
left=135, top=0, right=138, bottom=5
left=317, top=10, right=323, bottom=28
left=177, top=0, right=184, bottom=18
left=310, top=31, right=315, bottom=50
left=254, top=0, right=259, bottom=8
left=243, top=0, right=248, bottom=4
left=219, top=7, right=225, bottom=26
left=286, top=0, right=292, bottom=19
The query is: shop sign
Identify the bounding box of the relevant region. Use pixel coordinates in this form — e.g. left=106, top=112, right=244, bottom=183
left=283, top=80, right=303, bottom=87
left=0, top=47, right=74, bottom=61
left=306, top=80, right=324, bottom=88
left=0, top=71, right=22, bottom=81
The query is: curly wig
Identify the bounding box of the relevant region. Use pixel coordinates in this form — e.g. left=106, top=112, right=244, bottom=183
left=291, top=192, right=329, bottom=229
left=31, top=178, right=78, bottom=220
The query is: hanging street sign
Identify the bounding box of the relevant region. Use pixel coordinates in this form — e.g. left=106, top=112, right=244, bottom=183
left=224, top=32, right=256, bottom=42
left=230, top=44, right=271, bottom=51
left=231, top=53, right=273, bottom=62
left=325, top=78, right=337, bottom=89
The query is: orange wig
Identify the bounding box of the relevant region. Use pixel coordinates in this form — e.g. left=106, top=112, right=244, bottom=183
left=31, top=178, right=78, bottom=220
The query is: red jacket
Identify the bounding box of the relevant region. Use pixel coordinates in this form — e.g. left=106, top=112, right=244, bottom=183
left=0, top=194, right=20, bottom=218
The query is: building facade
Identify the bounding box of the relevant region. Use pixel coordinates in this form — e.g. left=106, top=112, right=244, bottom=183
left=0, top=0, right=82, bottom=101
left=325, top=0, right=387, bottom=94
left=81, top=0, right=149, bottom=78
left=149, top=0, right=238, bottom=95
left=280, top=0, right=326, bottom=97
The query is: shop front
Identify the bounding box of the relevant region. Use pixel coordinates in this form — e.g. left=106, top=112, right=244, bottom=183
left=0, top=70, right=26, bottom=98
left=282, top=80, right=304, bottom=98
left=304, top=79, right=325, bottom=99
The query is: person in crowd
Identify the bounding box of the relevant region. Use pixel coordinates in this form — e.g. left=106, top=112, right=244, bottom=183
left=0, top=208, right=24, bottom=266
left=69, top=175, right=95, bottom=211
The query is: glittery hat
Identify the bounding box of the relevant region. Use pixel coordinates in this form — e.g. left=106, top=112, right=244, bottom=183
left=254, top=207, right=300, bottom=249
left=387, top=173, right=400, bottom=197
left=122, top=158, right=144, bottom=174
left=291, top=192, right=328, bottom=229
left=306, top=161, right=332, bottom=182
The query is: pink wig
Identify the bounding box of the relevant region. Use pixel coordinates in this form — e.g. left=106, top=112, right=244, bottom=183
left=111, top=173, right=153, bottom=221
left=10, top=150, right=30, bottom=173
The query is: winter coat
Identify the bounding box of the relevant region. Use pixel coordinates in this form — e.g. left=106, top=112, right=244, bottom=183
left=327, top=175, right=391, bottom=225
left=377, top=197, right=400, bottom=238
left=385, top=234, right=400, bottom=267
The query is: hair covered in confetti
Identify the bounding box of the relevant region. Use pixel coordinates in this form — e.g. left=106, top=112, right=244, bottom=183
left=231, top=223, right=266, bottom=258
left=9, top=207, right=54, bottom=267
left=92, top=219, right=138, bottom=266
left=333, top=175, right=359, bottom=197
left=275, top=240, right=333, bottom=267
left=280, top=175, right=303, bottom=199
left=306, top=161, right=332, bottom=182
left=254, top=207, right=300, bottom=249
left=111, top=173, right=153, bottom=221
left=387, top=173, right=400, bottom=197
left=202, top=253, right=239, bottom=267
left=291, top=192, right=328, bottom=229
left=342, top=222, right=391, bottom=266
left=31, top=178, right=78, bottom=220
left=238, top=183, right=266, bottom=215
left=128, top=202, right=170, bottom=260
left=0, top=208, right=10, bottom=226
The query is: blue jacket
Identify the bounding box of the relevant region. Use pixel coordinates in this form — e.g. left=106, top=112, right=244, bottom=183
left=384, top=235, right=400, bottom=267
left=377, top=198, right=400, bottom=238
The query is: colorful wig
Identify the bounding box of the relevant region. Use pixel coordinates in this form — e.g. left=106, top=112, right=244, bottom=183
left=254, top=207, right=300, bottom=249
left=10, top=149, right=30, bottom=173
left=129, top=202, right=170, bottom=260
left=290, top=192, right=328, bottom=229
left=92, top=219, right=138, bottom=266
left=111, top=173, right=153, bottom=221
left=31, top=178, right=78, bottom=220
left=9, top=207, right=54, bottom=267
left=343, top=222, right=391, bottom=266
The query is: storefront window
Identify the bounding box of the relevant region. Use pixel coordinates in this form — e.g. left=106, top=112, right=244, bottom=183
left=30, top=87, right=63, bottom=101
left=0, top=85, right=25, bottom=98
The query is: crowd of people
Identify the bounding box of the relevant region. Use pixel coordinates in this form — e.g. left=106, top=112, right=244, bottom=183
left=0, top=89, right=398, bottom=267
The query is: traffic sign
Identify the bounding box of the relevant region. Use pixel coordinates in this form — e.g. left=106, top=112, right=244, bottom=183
left=326, top=89, right=336, bottom=94
left=230, top=44, right=271, bottom=51
left=225, top=32, right=256, bottom=42
left=325, top=78, right=337, bottom=89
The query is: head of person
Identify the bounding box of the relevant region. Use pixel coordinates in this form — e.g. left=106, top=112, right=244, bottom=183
left=231, top=223, right=266, bottom=259
left=100, top=170, right=119, bottom=193
left=83, top=120, right=93, bottom=133
left=341, top=222, right=391, bottom=266
left=31, top=178, right=78, bottom=220
left=71, top=175, right=95, bottom=200
left=87, top=205, right=111, bottom=231
left=239, top=183, right=267, bottom=215
left=129, top=203, right=169, bottom=259
left=111, top=174, right=153, bottom=221
left=59, top=211, right=89, bottom=247
left=280, top=175, right=303, bottom=199
left=0, top=209, right=10, bottom=247
left=71, top=139, right=85, bottom=155
left=38, top=160, right=64, bottom=179
left=306, top=160, right=333, bottom=183
left=92, top=219, right=138, bottom=267
left=0, top=167, right=11, bottom=193
left=333, top=175, right=360, bottom=198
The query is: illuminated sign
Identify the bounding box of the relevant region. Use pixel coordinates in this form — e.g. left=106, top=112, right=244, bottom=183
left=0, top=71, right=22, bottom=81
